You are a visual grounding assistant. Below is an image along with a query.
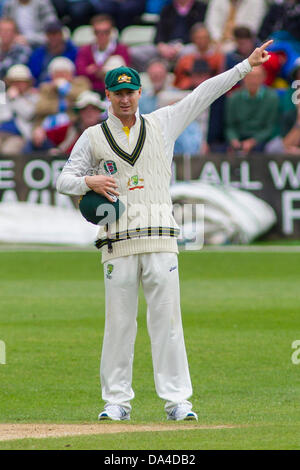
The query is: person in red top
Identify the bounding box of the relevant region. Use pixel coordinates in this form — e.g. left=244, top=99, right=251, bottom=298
left=75, top=14, right=130, bottom=97
left=174, top=23, right=224, bottom=89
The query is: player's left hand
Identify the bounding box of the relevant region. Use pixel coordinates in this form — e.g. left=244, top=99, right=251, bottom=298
left=248, top=40, right=273, bottom=67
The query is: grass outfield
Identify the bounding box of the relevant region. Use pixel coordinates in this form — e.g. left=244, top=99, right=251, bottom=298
left=0, top=250, right=300, bottom=450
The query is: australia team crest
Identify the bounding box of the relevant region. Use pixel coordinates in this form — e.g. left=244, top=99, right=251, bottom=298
left=106, top=264, right=114, bottom=279
left=128, top=175, right=144, bottom=191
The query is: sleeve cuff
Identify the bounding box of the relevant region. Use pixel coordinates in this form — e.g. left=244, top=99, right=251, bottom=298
left=236, top=59, right=252, bottom=78
left=80, top=176, right=91, bottom=194
left=244, top=58, right=252, bottom=72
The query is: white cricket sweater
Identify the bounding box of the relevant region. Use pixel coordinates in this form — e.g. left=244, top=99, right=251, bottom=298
left=87, top=112, right=180, bottom=261
left=56, top=59, right=252, bottom=262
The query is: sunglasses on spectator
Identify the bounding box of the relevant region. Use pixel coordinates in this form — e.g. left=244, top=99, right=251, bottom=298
left=94, top=29, right=111, bottom=36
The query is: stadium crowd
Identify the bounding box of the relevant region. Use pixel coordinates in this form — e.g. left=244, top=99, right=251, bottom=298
left=0, top=0, right=300, bottom=157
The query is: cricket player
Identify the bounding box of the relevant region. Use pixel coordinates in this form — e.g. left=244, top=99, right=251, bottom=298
left=57, top=40, right=273, bottom=421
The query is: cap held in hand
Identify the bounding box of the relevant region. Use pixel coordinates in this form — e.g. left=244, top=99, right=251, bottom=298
left=79, top=190, right=125, bottom=226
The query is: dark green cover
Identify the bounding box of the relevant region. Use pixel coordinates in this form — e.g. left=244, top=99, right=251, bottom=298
left=79, top=191, right=125, bottom=226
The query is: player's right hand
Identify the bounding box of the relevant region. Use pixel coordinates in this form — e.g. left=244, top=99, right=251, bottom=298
left=248, top=40, right=273, bottom=67
left=85, top=175, right=119, bottom=203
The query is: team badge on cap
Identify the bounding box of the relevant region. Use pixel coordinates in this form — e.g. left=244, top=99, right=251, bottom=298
left=118, top=74, right=132, bottom=84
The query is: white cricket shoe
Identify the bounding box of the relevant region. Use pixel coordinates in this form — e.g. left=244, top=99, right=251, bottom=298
left=98, top=404, right=130, bottom=421
left=167, top=404, right=198, bottom=421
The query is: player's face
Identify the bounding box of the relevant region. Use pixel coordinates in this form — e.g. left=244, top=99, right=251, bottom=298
left=106, top=88, right=142, bottom=120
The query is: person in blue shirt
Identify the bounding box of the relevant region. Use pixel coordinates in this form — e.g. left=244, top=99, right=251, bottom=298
left=139, top=59, right=170, bottom=114
left=28, top=20, right=78, bottom=85
left=145, top=0, right=171, bottom=14
left=0, top=0, right=8, bottom=16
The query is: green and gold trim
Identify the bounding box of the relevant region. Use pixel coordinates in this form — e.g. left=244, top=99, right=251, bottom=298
left=95, top=226, right=180, bottom=250
left=101, top=116, right=146, bottom=166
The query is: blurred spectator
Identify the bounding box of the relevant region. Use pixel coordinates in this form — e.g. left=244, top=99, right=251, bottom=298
left=266, top=101, right=300, bottom=156
left=75, top=14, right=130, bottom=96
left=0, top=18, right=31, bottom=80
left=28, top=20, right=78, bottom=85
left=224, top=26, right=281, bottom=87
left=0, top=64, right=38, bottom=154
left=180, top=22, right=222, bottom=58
left=145, top=0, right=171, bottom=14
left=205, top=0, right=267, bottom=51
left=51, top=0, right=94, bottom=31
left=225, top=66, right=279, bottom=153
left=266, top=60, right=300, bottom=154
left=259, top=0, right=300, bottom=44
left=225, top=26, right=258, bottom=70
left=280, top=58, right=300, bottom=114
left=130, top=0, right=207, bottom=72
left=291, top=56, right=300, bottom=81
left=2, top=0, right=58, bottom=47
left=206, top=94, right=227, bottom=153
left=281, top=104, right=300, bottom=155
left=139, top=59, right=202, bottom=155
left=174, top=56, right=214, bottom=90
left=43, top=90, right=106, bottom=155
left=29, top=57, right=91, bottom=152
left=174, top=24, right=224, bottom=89
left=0, top=0, right=8, bottom=16
left=139, top=59, right=175, bottom=114
left=89, top=0, right=146, bottom=31
left=258, top=0, right=300, bottom=81
left=154, top=0, right=207, bottom=64
left=174, top=55, right=227, bottom=153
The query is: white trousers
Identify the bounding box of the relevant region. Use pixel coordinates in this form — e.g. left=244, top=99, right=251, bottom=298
left=101, top=252, right=193, bottom=413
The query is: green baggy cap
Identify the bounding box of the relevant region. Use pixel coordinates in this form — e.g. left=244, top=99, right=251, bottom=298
left=105, top=66, right=141, bottom=91
left=79, top=191, right=125, bottom=226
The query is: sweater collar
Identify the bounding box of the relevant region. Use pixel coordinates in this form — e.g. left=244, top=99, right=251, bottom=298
left=107, top=108, right=141, bottom=130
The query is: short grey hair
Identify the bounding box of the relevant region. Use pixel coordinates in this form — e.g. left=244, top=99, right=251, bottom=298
left=48, top=57, right=75, bottom=76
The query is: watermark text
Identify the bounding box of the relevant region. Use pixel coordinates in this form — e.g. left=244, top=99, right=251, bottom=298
left=291, top=340, right=300, bottom=365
